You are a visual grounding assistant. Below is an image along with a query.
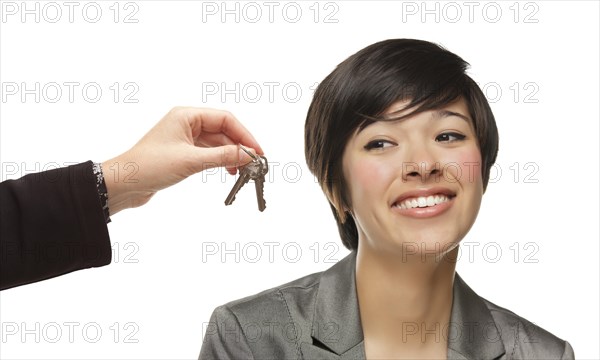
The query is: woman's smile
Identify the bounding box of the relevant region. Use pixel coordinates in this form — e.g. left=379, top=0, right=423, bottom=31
left=391, top=188, right=457, bottom=219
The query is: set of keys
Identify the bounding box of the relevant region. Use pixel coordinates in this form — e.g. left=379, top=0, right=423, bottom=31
left=224, top=145, right=269, bottom=212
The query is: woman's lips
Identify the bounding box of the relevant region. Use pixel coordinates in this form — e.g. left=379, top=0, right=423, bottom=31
left=391, top=195, right=455, bottom=218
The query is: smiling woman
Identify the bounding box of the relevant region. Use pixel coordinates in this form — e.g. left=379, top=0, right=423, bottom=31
left=199, top=39, right=574, bottom=360
left=341, top=97, right=483, bottom=261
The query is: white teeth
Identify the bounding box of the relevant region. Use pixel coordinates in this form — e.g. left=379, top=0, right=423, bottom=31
left=426, top=196, right=435, bottom=206
left=395, top=194, right=451, bottom=209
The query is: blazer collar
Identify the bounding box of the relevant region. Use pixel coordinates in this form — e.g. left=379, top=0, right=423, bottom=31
left=309, top=251, right=364, bottom=357
left=447, top=274, right=506, bottom=359
left=304, top=251, right=506, bottom=360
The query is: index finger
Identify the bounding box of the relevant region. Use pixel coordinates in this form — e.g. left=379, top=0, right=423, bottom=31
left=183, top=107, right=264, bottom=155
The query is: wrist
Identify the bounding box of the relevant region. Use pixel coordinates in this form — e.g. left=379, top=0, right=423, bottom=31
left=101, top=157, right=155, bottom=216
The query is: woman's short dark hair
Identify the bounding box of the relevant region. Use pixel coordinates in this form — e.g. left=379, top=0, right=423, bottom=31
left=304, top=39, right=499, bottom=250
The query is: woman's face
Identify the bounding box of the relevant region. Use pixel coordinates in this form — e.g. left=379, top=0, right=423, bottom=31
left=342, top=97, right=483, bottom=257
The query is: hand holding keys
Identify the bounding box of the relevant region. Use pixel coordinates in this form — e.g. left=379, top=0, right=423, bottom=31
left=224, top=145, right=268, bottom=212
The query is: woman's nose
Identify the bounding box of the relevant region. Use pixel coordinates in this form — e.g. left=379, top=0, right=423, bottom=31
left=401, top=145, right=440, bottom=182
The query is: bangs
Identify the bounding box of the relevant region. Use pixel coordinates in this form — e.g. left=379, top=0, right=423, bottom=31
left=349, top=44, right=471, bottom=131
left=357, top=84, right=468, bottom=131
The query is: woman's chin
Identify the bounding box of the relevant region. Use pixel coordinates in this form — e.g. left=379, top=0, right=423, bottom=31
left=362, top=233, right=462, bottom=262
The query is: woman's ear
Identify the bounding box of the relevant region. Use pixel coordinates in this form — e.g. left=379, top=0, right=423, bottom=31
left=337, top=199, right=356, bottom=225
left=326, top=197, right=351, bottom=224
left=342, top=203, right=353, bottom=216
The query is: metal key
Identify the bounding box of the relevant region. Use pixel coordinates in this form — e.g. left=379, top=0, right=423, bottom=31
left=224, top=167, right=251, bottom=206
left=224, top=146, right=268, bottom=211
left=253, top=156, right=268, bottom=211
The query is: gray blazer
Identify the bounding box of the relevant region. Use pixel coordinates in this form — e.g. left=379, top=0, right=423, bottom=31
left=200, top=252, right=574, bottom=359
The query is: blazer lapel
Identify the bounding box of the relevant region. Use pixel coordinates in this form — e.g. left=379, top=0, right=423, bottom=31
left=300, top=341, right=365, bottom=360
left=447, top=274, right=506, bottom=360
left=301, top=251, right=366, bottom=359
left=300, top=343, right=341, bottom=359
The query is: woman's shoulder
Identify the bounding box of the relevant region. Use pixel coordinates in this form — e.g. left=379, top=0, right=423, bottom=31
left=217, top=268, right=323, bottom=314
left=215, top=253, right=357, bottom=318
left=200, top=269, right=328, bottom=360
left=479, top=295, right=574, bottom=359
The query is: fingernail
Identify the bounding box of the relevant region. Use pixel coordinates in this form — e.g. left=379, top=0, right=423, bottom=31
left=239, top=144, right=255, bottom=160
left=238, top=148, right=247, bottom=161
left=239, top=147, right=254, bottom=162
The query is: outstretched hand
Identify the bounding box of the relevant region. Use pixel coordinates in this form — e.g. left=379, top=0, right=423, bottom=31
left=102, top=107, right=264, bottom=215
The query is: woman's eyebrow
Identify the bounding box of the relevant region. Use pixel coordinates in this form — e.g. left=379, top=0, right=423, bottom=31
left=435, top=109, right=472, bottom=123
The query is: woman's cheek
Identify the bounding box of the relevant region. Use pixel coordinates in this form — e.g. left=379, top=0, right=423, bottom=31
left=347, top=157, right=394, bottom=200
left=440, top=148, right=482, bottom=185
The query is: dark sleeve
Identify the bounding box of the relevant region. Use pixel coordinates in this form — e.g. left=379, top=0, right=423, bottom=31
left=199, top=305, right=254, bottom=360
left=0, top=161, right=112, bottom=290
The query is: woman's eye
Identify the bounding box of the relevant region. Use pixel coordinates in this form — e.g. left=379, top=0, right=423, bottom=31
left=436, top=132, right=466, bottom=143
left=364, top=140, right=395, bottom=150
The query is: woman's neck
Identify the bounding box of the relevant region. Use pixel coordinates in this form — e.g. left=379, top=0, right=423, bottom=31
left=356, top=244, right=458, bottom=359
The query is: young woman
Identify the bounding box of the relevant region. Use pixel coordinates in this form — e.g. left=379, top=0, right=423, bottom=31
left=199, top=39, right=574, bottom=360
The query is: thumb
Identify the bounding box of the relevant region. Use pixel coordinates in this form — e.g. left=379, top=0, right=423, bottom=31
left=191, top=145, right=256, bottom=172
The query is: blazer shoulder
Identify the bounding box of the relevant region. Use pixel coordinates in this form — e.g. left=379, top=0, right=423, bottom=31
left=201, top=271, right=325, bottom=360
left=223, top=269, right=322, bottom=315
left=481, top=298, right=574, bottom=359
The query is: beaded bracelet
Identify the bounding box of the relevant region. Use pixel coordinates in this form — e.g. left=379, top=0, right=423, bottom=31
left=92, top=162, right=111, bottom=224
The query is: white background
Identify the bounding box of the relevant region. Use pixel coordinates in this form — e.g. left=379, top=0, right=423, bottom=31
left=1, top=0, right=598, bottom=359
